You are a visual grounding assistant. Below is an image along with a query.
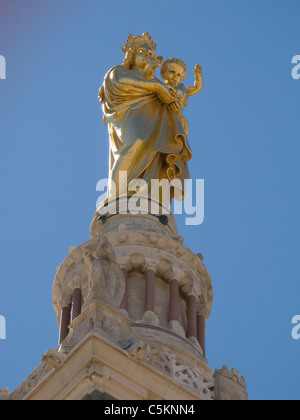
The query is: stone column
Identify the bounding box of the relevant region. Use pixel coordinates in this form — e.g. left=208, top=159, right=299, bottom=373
left=186, top=294, right=197, bottom=339
left=120, top=267, right=128, bottom=311
left=197, top=313, right=206, bottom=357
left=169, top=279, right=179, bottom=322
left=59, top=305, right=71, bottom=344
left=71, top=288, right=82, bottom=322
left=145, top=269, right=155, bottom=312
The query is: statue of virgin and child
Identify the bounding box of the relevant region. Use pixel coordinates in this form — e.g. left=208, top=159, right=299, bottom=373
left=98, top=32, right=203, bottom=209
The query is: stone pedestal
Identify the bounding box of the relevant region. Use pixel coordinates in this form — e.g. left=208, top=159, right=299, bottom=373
left=8, top=198, right=247, bottom=400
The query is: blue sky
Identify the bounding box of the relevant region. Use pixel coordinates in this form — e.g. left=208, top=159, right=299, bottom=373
left=0, top=0, right=300, bottom=400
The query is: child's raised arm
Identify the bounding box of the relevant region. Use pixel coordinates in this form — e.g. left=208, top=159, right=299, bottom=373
left=186, top=64, right=203, bottom=96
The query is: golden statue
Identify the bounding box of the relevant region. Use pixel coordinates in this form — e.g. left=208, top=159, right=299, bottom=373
left=98, top=32, right=203, bottom=205
left=160, top=59, right=203, bottom=136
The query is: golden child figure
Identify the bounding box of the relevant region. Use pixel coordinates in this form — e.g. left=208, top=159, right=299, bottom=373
left=160, top=59, right=203, bottom=136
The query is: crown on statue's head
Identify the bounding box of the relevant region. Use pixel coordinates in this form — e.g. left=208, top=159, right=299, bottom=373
left=122, top=32, right=157, bottom=54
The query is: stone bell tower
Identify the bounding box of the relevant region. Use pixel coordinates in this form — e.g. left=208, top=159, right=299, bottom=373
left=5, top=198, right=248, bottom=400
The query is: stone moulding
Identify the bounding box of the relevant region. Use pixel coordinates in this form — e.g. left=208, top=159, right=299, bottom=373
left=11, top=332, right=213, bottom=400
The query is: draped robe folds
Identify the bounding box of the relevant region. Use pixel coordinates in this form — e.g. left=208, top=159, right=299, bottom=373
left=101, top=65, right=192, bottom=203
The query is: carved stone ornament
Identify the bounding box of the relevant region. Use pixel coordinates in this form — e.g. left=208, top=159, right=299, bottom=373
left=41, top=349, right=67, bottom=369
left=0, top=387, right=10, bottom=401
left=214, top=366, right=248, bottom=401
left=83, top=222, right=124, bottom=307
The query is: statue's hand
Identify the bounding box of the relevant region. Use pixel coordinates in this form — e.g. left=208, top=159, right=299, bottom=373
left=167, top=85, right=177, bottom=96
left=193, top=64, right=202, bottom=74
left=155, top=56, right=164, bottom=67
left=168, top=101, right=181, bottom=113
left=156, top=83, right=177, bottom=104
left=98, top=85, right=105, bottom=103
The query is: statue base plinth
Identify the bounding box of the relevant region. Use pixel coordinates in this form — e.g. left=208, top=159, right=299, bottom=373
left=91, top=196, right=178, bottom=238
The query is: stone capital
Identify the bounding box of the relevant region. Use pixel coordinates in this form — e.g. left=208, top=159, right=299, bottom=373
left=144, top=263, right=157, bottom=273
left=196, top=299, right=208, bottom=317
left=69, top=274, right=83, bottom=290
left=178, top=271, right=204, bottom=301
left=155, top=258, right=174, bottom=281
left=58, top=297, right=71, bottom=310
left=128, top=253, right=146, bottom=272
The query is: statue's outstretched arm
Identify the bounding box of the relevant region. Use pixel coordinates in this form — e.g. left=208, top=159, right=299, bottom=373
left=186, top=64, right=203, bottom=96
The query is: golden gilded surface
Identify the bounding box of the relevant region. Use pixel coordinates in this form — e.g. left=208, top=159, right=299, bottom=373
left=98, top=32, right=203, bottom=203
